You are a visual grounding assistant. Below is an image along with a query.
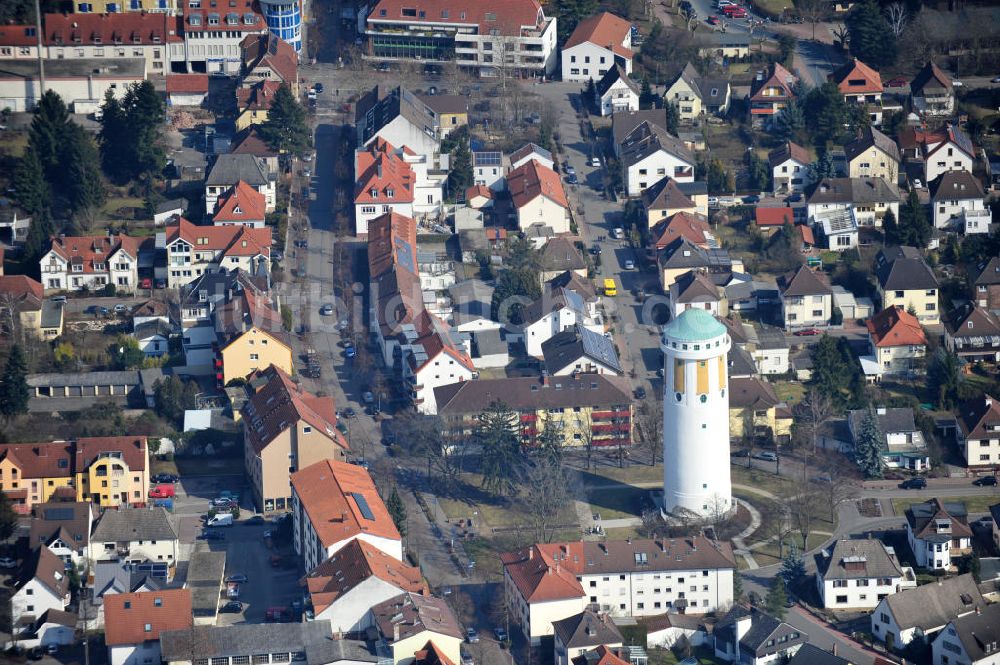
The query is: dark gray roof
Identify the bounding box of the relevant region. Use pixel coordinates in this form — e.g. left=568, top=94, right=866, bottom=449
left=787, top=644, right=853, bottom=665
left=642, top=177, right=696, bottom=212
left=845, top=126, right=901, bottom=164
left=753, top=325, right=788, bottom=350
left=155, top=198, right=187, bottom=214
left=206, top=154, right=269, bottom=188
left=29, top=502, right=93, bottom=552
left=547, top=270, right=597, bottom=302
left=672, top=62, right=701, bottom=98
left=28, top=370, right=140, bottom=388
left=716, top=606, right=806, bottom=658
left=672, top=269, right=721, bottom=303
left=875, top=249, right=937, bottom=291
left=910, top=61, right=952, bottom=96
left=611, top=109, right=669, bottom=147
left=91, top=507, right=177, bottom=543
left=973, top=257, right=1000, bottom=287
left=133, top=319, right=173, bottom=342
left=553, top=610, right=623, bottom=649
left=436, top=374, right=631, bottom=415
left=777, top=265, right=833, bottom=297
left=929, top=170, right=985, bottom=201
left=540, top=237, right=587, bottom=272
left=542, top=325, right=622, bottom=375
left=944, top=603, right=1000, bottom=662
left=187, top=550, right=226, bottom=586
left=659, top=237, right=710, bottom=270
left=620, top=121, right=694, bottom=169
left=92, top=560, right=161, bottom=601
left=472, top=329, right=507, bottom=357
left=676, top=180, right=708, bottom=197
left=807, top=177, right=900, bottom=205
left=817, top=539, right=905, bottom=581
left=40, top=300, right=63, bottom=329
left=699, top=78, right=729, bottom=105
left=905, top=498, right=971, bottom=544
left=360, top=86, right=438, bottom=146
left=728, top=345, right=757, bottom=378
left=415, top=94, right=468, bottom=115
left=847, top=407, right=918, bottom=436
left=596, top=64, right=640, bottom=98
left=522, top=288, right=586, bottom=326
left=160, top=622, right=375, bottom=664
left=883, top=574, right=983, bottom=632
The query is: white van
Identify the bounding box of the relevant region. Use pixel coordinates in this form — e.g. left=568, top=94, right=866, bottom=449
left=207, top=513, right=234, bottom=527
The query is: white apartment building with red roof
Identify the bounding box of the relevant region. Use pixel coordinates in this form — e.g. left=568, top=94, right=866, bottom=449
left=560, top=12, right=632, bottom=82
left=507, top=159, right=571, bottom=234
left=164, top=218, right=271, bottom=288
left=399, top=309, right=476, bottom=415
left=40, top=234, right=146, bottom=293
left=354, top=138, right=446, bottom=237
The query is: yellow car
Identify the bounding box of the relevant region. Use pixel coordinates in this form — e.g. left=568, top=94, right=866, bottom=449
left=603, top=278, right=617, bottom=296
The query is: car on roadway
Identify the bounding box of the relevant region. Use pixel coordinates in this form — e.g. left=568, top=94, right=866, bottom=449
left=623, top=259, right=635, bottom=270
left=742, top=194, right=760, bottom=204
left=912, top=179, right=923, bottom=189
left=611, top=227, right=625, bottom=239
left=565, top=173, right=578, bottom=185
left=793, top=328, right=823, bottom=336
left=313, top=82, right=324, bottom=93
left=973, top=476, right=997, bottom=486
left=460, top=649, right=474, bottom=665
left=152, top=473, right=179, bottom=483
left=494, top=627, right=508, bottom=642
left=320, top=304, right=334, bottom=316
left=731, top=449, right=750, bottom=458
left=466, top=628, right=480, bottom=643
left=589, top=156, right=601, bottom=167
left=753, top=451, right=778, bottom=462
left=226, top=574, right=249, bottom=584
left=589, top=244, right=601, bottom=255
left=899, top=477, right=927, bottom=489
left=85, top=305, right=110, bottom=317
left=294, top=239, right=308, bottom=248
left=563, top=164, right=576, bottom=176
left=200, top=530, right=225, bottom=541
left=992, top=76, right=1000, bottom=83
left=211, top=497, right=236, bottom=508
left=342, top=407, right=357, bottom=419
left=220, top=601, right=244, bottom=613
left=634, top=387, right=647, bottom=400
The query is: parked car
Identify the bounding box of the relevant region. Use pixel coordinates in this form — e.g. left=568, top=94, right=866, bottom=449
left=899, top=477, right=927, bottom=489
left=226, top=574, right=249, bottom=584
left=320, top=304, right=334, bottom=316
left=466, top=628, right=480, bottom=643
left=565, top=173, right=578, bottom=185
left=220, top=601, right=244, bottom=613
left=200, top=530, right=225, bottom=541
left=589, top=156, right=601, bottom=167
left=563, top=164, right=576, bottom=176
left=973, top=476, right=997, bottom=487
left=793, top=328, right=822, bottom=336
left=345, top=346, right=357, bottom=359
left=313, top=82, right=324, bottom=93
left=623, top=259, right=635, bottom=270
left=634, top=387, right=647, bottom=399
left=85, top=305, right=110, bottom=317
left=494, top=627, right=508, bottom=642
left=730, top=449, right=750, bottom=458
left=152, top=473, right=178, bottom=483
left=611, top=227, right=625, bottom=239
left=211, top=497, right=235, bottom=508
left=753, top=451, right=778, bottom=462
left=149, top=484, right=175, bottom=499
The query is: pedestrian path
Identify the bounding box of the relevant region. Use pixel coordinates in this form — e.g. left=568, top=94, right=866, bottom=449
left=732, top=497, right=763, bottom=570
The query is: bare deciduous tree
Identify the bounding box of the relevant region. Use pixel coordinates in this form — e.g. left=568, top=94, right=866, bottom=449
left=796, top=0, right=826, bottom=41
left=636, top=401, right=663, bottom=466
left=884, top=3, right=907, bottom=38
left=517, top=460, right=575, bottom=543
left=785, top=480, right=822, bottom=551
left=800, top=388, right=835, bottom=454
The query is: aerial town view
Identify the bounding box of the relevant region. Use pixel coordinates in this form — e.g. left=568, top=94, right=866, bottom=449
left=0, top=0, right=999, bottom=662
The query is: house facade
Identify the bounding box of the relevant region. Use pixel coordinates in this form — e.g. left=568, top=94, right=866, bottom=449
left=620, top=122, right=695, bottom=196
left=910, top=61, right=954, bottom=117
left=11, top=547, right=70, bottom=626
left=828, top=58, right=883, bottom=125
left=748, top=63, right=797, bottom=129
left=815, top=539, right=916, bottom=610
left=945, top=305, right=1000, bottom=363
left=508, top=159, right=571, bottom=234
left=768, top=141, right=810, bottom=193
left=40, top=234, right=143, bottom=293
left=929, top=170, right=988, bottom=232
left=561, top=12, right=632, bottom=82
left=164, top=218, right=271, bottom=289
left=845, top=126, right=900, bottom=183
left=905, top=498, right=972, bottom=570
left=104, top=589, right=193, bottom=665
left=865, top=305, right=927, bottom=377
left=871, top=573, right=982, bottom=650
left=594, top=65, right=639, bottom=117
left=955, top=394, right=1000, bottom=470
left=777, top=265, right=833, bottom=330
left=875, top=246, right=939, bottom=324
left=929, top=602, right=1000, bottom=665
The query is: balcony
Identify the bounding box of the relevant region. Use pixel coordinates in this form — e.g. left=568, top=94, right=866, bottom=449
left=592, top=410, right=631, bottom=420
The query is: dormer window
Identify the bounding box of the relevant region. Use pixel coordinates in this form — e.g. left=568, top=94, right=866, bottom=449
left=386, top=187, right=394, bottom=199
left=208, top=12, right=220, bottom=24
left=370, top=188, right=378, bottom=198
left=243, top=12, right=255, bottom=23
left=226, top=12, right=238, bottom=24
left=189, top=14, right=202, bottom=25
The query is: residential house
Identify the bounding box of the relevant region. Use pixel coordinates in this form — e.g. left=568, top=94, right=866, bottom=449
left=356, top=87, right=441, bottom=159
left=806, top=177, right=900, bottom=229
left=747, top=324, right=790, bottom=376
left=508, top=159, right=571, bottom=234
left=955, top=394, right=1000, bottom=470
left=815, top=208, right=859, bottom=251
left=510, top=143, right=555, bottom=171
left=620, top=122, right=695, bottom=195
left=828, top=58, right=884, bottom=125
left=815, top=538, right=916, bottom=610
left=154, top=199, right=185, bottom=226
left=212, top=180, right=267, bottom=228
left=713, top=606, right=808, bottom=665
left=364, top=0, right=558, bottom=79
left=368, top=212, right=422, bottom=367
left=436, top=374, right=633, bottom=449
left=369, top=592, right=464, bottom=665
left=396, top=310, right=476, bottom=415
left=553, top=611, right=623, bottom=665
left=664, top=63, right=731, bottom=120
left=910, top=61, right=954, bottom=117
left=104, top=589, right=193, bottom=665
left=242, top=365, right=349, bottom=514
left=594, top=65, right=639, bottom=116
left=610, top=109, right=669, bottom=159
left=872, top=574, right=983, bottom=650
left=0, top=441, right=75, bottom=513
left=748, top=63, right=798, bottom=129
left=669, top=269, right=725, bottom=319
left=10, top=547, right=71, bottom=626
left=239, top=32, right=297, bottom=93
left=845, top=127, right=900, bottom=183
left=176, top=0, right=267, bottom=76
left=929, top=170, right=989, bottom=233
left=303, top=538, right=425, bottom=634
left=0, top=275, right=63, bottom=339
left=945, top=304, right=1000, bottom=363
left=972, top=257, right=1000, bottom=313
left=290, top=459, right=402, bottom=573
left=74, top=436, right=150, bottom=508
left=542, top=325, right=622, bottom=376
left=230, top=126, right=280, bottom=175
left=165, top=74, right=208, bottom=107
left=91, top=508, right=179, bottom=578
left=899, top=124, right=975, bottom=183
left=20, top=609, right=78, bottom=650
left=472, top=151, right=508, bottom=191
left=133, top=319, right=173, bottom=358
left=500, top=537, right=736, bottom=644
left=875, top=246, right=939, bottom=324
left=40, top=233, right=144, bottom=293
left=649, top=212, right=716, bottom=252
left=522, top=287, right=602, bottom=358
left=561, top=12, right=633, bottom=82
left=786, top=644, right=856, bottom=665
left=571, top=646, right=632, bottom=665
left=641, top=178, right=698, bottom=228
left=729, top=376, right=792, bottom=444
left=164, top=217, right=271, bottom=289
left=865, top=306, right=928, bottom=377
left=469, top=329, right=509, bottom=369
left=354, top=138, right=416, bottom=237
left=204, top=154, right=274, bottom=215
left=218, top=323, right=292, bottom=385
left=753, top=208, right=796, bottom=235
left=416, top=95, right=468, bottom=138
left=777, top=265, right=834, bottom=330
left=658, top=236, right=739, bottom=292
left=929, top=603, right=1000, bottom=665
left=235, top=79, right=281, bottom=130
left=768, top=141, right=810, bottom=193
left=905, top=498, right=973, bottom=570
left=92, top=560, right=162, bottom=610
left=848, top=406, right=930, bottom=472
left=28, top=501, right=95, bottom=567
left=539, top=237, right=587, bottom=284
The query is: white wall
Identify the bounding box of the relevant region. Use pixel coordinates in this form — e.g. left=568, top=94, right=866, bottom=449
left=772, top=159, right=809, bottom=192
left=581, top=567, right=734, bottom=617
left=932, top=622, right=1000, bottom=665
left=562, top=43, right=625, bottom=82
left=11, top=580, right=65, bottom=625
left=410, top=355, right=475, bottom=415
left=109, top=641, right=162, bottom=665
left=0, top=71, right=143, bottom=113
left=366, top=116, right=440, bottom=161
left=516, top=196, right=570, bottom=234
left=525, top=307, right=579, bottom=357
left=817, top=573, right=915, bottom=610
left=91, top=538, right=178, bottom=568
left=316, top=577, right=408, bottom=634
left=626, top=151, right=694, bottom=196
left=933, top=196, right=985, bottom=229
left=924, top=146, right=973, bottom=183
left=598, top=81, right=638, bottom=117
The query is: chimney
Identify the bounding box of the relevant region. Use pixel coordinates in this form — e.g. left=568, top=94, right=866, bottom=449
left=976, top=606, right=981, bottom=615
left=986, top=396, right=993, bottom=407
left=528, top=548, right=534, bottom=560
left=541, top=370, right=549, bottom=386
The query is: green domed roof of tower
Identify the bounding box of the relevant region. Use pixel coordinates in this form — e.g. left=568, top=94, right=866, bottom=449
left=663, top=308, right=725, bottom=342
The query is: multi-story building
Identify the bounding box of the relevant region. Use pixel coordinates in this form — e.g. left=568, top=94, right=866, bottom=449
left=354, top=138, right=416, bottom=237
left=929, top=170, right=989, bottom=233
left=104, top=590, right=192, bottom=665
left=828, top=58, right=883, bottom=125
left=164, top=217, right=271, bottom=289
left=620, top=122, right=695, bottom=196
left=212, top=180, right=267, bottom=227
left=848, top=406, right=930, bottom=471
left=508, top=159, right=571, bottom=234
left=43, top=12, right=178, bottom=75
left=0, top=443, right=73, bottom=513
left=641, top=178, right=699, bottom=227
left=161, top=623, right=368, bottom=665
left=436, top=374, right=632, bottom=449
left=910, top=60, right=954, bottom=117
left=74, top=436, right=150, bottom=508
left=235, top=79, right=280, bottom=131
left=845, top=126, right=900, bottom=183
left=90, top=508, right=179, bottom=574
left=369, top=593, right=464, bottom=665
left=972, top=257, right=1000, bottom=314
left=905, top=498, right=972, bottom=570
left=929, top=603, right=1000, bottom=665
left=242, top=365, right=348, bottom=513
left=875, top=246, right=939, bottom=324
left=0, top=275, right=63, bottom=340
left=748, top=62, right=797, bottom=129
left=945, top=305, right=1000, bottom=364
left=657, top=236, right=739, bottom=292
left=806, top=177, right=901, bottom=229
left=777, top=265, right=833, bottom=330
left=396, top=310, right=476, bottom=415
left=898, top=124, right=975, bottom=183
left=239, top=31, right=297, bottom=92
left=29, top=501, right=96, bottom=567
left=40, top=234, right=145, bottom=293
left=368, top=212, right=423, bottom=367
left=175, top=0, right=267, bottom=75
left=205, top=154, right=274, bottom=214
left=871, top=573, right=982, bottom=650
left=218, top=326, right=293, bottom=385
left=768, top=141, right=810, bottom=193
left=500, top=537, right=736, bottom=644
left=257, top=0, right=301, bottom=52
left=521, top=288, right=603, bottom=358
left=561, top=12, right=632, bottom=82
left=815, top=539, right=916, bottom=610
left=290, top=459, right=402, bottom=573
left=363, top=0, right=558, bottom=78
left=68, top=0, right=180, bottom=13
left=594, top=65, right=639, bottom=117
left=865, top=306, right=927, bottom=377
left=956, top=394, right=1000, bottom=470
left=10, top=547, right=70, bottom=627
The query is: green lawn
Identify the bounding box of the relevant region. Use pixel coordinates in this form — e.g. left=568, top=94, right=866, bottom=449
left=584, top=464, right=664, bottom=485
left=891, top=495, right=1000, bottom=516
left=101, top=196, right=145, bottom=216
left=731, top=465, right=796, bottom=497
left=750, top=532, right=830, bottom=566
left=774, top=381, right=805, bottom=406
left=753, top=0, right=792, bottom=13
left=648, top=647, right=727, bottom=665
left=587, top=486, right=652, bottom=520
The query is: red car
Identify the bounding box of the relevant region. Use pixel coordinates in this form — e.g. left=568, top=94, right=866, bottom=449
left=707, top=15, right=719, bottom=24
left=722, top=5, right=746, bottom=17
left=149, top=484, right=175, bottom=498
left=793, top=328, right=823, bottom=336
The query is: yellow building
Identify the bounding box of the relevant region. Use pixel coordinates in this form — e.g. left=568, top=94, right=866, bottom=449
left=665, top=63, right=704, bottom=121
left=0, top=442, right=75, bottom=513
left=418, top=95, right=469, bottom=137
left=845, top=127, right=900, bottom=183
left=235, top=81, right=280, bottom=132
left=875, top=247, right=940, bottom=325
left=220, top=326, right=293, bottom=385
left=74, top=437, right=150, bottom=508
left=0, top=275, right=64, bottom=340
left=728, top=377, right=792, bottom=443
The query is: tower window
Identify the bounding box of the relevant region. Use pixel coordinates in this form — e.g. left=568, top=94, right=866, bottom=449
left=699, top=395, right=707, bottom=403
left=675, top=392, right=682, bottom=402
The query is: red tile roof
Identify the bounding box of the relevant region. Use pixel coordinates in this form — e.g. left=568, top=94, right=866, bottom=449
left=572, top=645, right=631, bottom=665
left=46, top=234, right=144, bottom=274
left=754, top=207, right=795, bottom=228
left=104, top=589, right=192, bottom=646
left=45, top=11, right=180, bottom=46
left=866, top=305, right=927, bottom=348
left=829, top=58, right=883, bottom=96
left=564, top=12, right=632, bottom=57
left=213, top=180, right=267, bottom=224
left=166, top=74, right=209, bottom=94
left=798, top=224, right=815, bottom=246
left=304, top=539, right=425, bottom=614
left=240, top=32, right=297, bottom=84
left=367, top=0, right=547, bottom=35
left=0, top=24, right=38, bottom=47
left=290, top=459, right=401, bottom=547
left=237, top=80, right=281, bottom=112
left=508, top=159, right=568, bottom=210
left=0, top=442, right=73, bottom=480
left=165, top=218, right=271, bottom=258
left=0, top=275, right=43, bottom=309
left=750, top=62, right=798, bottom=103
left=355, top=138, right=415, bottom=206
left=414, top=641, right=458, bottom=665
left=75, top=437, right=148, bottom=473
left=183, top=0, right=265, bottom=33
left=465, top=185, right=493, bottom=202
left=500, top=545, right=585, bottom=602
left=242, top=365, right=347, bottom=454
left=650, top=211, right=712, bottom=249
left=368, top=212, right=417, bottom=279
left=407, top=310, right=476, bottom=374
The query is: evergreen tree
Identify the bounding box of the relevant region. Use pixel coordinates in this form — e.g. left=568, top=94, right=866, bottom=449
left=807, top=149, right=836, bottom=182
left=0, top=345, right=30, bottom=421
left=0, top=491, right=18, bottom=541
left=107, top=336, right=145, bottom=370
left=21, top=209, right=55, bottom=277
left=29, top=90, right=71, bottom=183
left=747, top=151, right=770, bottom=192
left=846, top=0, right=897, bottom=68
left=99, top=90, right=129, bottom=182
left=804, top=83, right=849, bottom=148
left=476, top=400, right=521, bottom=497
left=665, top=102, right=680, bottom=136
left=554, top=0, right=599, bottom=44
left=536, top=422, right=563, bottom=467
left=12, top=147, right=50, bottom=217
left=780, top=543, right=805, bottom=587
left=63, top=125, right=106, bottom=220
left=765, top=577, right=788, bottom=620
left=928, top=347, right=962, bottom=409
left=733, top=571, right=744, bottom=601
left=447, top=135, right=473, bottom=197
left=882, top=208, right=899, bottom=244
left=491, top=267, right=542, bottom=324
left=639, top=80, right=658, bottom=110
left=124, top=80, right=166, bottom=177
left=386, top=487, right=407, bottom=537
left=896, top=190, right=931, bottom=248
left=259, top=84, right=311, bottom=155
left=854, top=407, right=884, bottom=479
left=773, top=101, right=805, bottom=142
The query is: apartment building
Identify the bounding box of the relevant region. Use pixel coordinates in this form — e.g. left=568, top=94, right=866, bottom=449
left=40, top=234, right=146, bottom=293
left=944, top=304, right=1000, bottom=364
left=929, top=170, right=989, bottom=233
left=620, top=122, right=695, bottom=196
left=815, top=539, right=916, bottom=610
left=806, top=177, right=901, bottom=229
left=956, top=394, right=1000, bottom=470
left=777, top=265, right=834, bottom=330
left=875, top=246, right=939, bottom=324
left=164, top=217, right=271, bottom=289
left=90, top=508, right=179, bottom=574
left=561, top=12, right=632, bottom=82
left=898, top=124, right=975, bottom=183
left=173, top=0, right=267, bottom=75
left=74, top=436, right=150, bottom=508
left=396, top=310, right=476, bottom=415
left=43, top=12, right=178, bottom=75
left=205, top=154, right=275, bottom=214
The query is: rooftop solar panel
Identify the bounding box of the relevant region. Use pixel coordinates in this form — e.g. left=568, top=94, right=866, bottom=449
left=350, top=492, right=376, bottom=521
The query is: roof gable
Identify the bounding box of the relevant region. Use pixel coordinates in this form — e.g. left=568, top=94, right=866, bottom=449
left=104, top=589, right=193, bottom=646
left=828, top=58, right=883, bottom=95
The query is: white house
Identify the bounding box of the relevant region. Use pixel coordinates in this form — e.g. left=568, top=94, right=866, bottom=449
left=815, top=539, right=916, bottom=610
left=903, top=124, right=976, bottom=183
left=806, top=177, right=900, bottom=229
left=929, top=170, right=989, bottom=232
left=10, top=547, right=70, bottom=626
left=39, top=234, right=144, bottom=293
left=173, top=5, right=267, bottom=75
left=204, top=154, right=275, bottom=215
left=508, top=159, right=571, bottom=234
left=768, top=142, right=811, bottom=193
left=905, top=498, right=973, bottom=570
left=133, top=320, right=173, bottom=358
left=472, top=151, right=509, bottom=191
left=354, top=138, right=416, bottom=237
left=164, top=218, right=271, bottom=289
left=90, top=508, right=179, bottom=575
left=510, top=143, right=555, bottom=171
left=104, top=589, right=192, bottom=665
left=522, top=288, right=602, bottom=358
left=357, top=87, right=441, bottom=160
left=304, top=539, right=425, bottom=634
left=290, top=459, right=402, bottom=574
left=814, top=208, right=859, bottom=251
left=561, top=12, right=633, bottom=82
left=620, top=121, right=695, bottom=196
left=669, top=268, right=724, bottom=319
left=871, top=574, right=983, bottom=650
left=397, top=311, right=476, bottom=415
left=553, top=611, right=623, bottom=665
left=910, top=61, right=954, bottom=118
left=594, top=65, right=639, bottom=117
left=28, top=501, right=95, bottom=568
left=19, top=610, right=78, bottom=650
left=713, top=606, right=808, bottom=665
left=848, top=407, right=930, bottom=471
left=777, top=265, right=834, bottom=330
left=930, top=603, right=1000, bottom=665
